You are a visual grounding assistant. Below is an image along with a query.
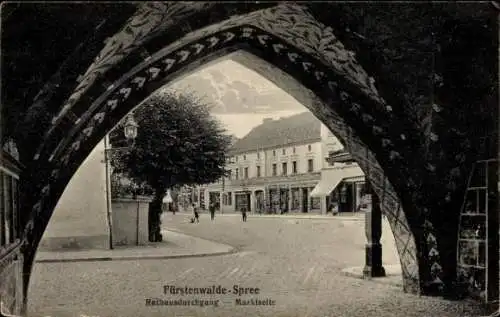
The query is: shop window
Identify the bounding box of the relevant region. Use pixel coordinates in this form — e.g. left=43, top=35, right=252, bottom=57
left=235, top=193, right=249, bottom=211
left=291, top=188, right=300, bottom=210
left=310, top=196, right=321, bottom=210
left=4, top=174, right=13, bottom=244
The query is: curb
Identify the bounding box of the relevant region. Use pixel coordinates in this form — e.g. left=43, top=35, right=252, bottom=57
left=161, top=228, right=239, bottom=250
left=35, top=231, right=238, bottom=263
left=35, top=248, right=237, bottom=263
left=341, top=266, right=403, bottom=287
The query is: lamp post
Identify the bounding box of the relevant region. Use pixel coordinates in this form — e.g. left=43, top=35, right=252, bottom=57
left=104, top=114, right=139, bottom=250
left=362, top=181, right=386, bottom=278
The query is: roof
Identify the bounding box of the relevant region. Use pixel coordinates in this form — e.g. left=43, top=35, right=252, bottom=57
left=230, top=112, right=321, bottom=154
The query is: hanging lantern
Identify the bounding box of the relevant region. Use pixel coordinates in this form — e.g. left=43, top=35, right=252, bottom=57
left=163, top=189, right=173, bottom=204
left=123, top=114, right=139, bottom=142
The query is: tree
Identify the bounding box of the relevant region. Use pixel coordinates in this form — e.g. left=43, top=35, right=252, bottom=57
left=110, top=90, right=232, bottom=242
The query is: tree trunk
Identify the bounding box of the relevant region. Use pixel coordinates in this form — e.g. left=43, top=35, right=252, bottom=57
left=148, top=188, right=164, bottom=242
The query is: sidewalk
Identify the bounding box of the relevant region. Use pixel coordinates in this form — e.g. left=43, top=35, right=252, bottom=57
left=341, top=264, right=403, bottom=287
left=173, top=211, right=364, bottom=221
left=35, top=230, right=235, bottom=263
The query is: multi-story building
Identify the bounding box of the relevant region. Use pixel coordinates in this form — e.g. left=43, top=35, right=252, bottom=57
left=186, top=111, right=369, bottom=214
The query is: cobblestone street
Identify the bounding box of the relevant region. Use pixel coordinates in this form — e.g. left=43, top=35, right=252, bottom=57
left=28, top=214, right=485, bottom=317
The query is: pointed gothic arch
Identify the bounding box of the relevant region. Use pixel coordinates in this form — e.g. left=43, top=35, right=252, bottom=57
left=20, top=3, right=446, bottom=302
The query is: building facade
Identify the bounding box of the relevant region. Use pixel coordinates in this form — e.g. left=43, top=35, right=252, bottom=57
left=187, top=112, right=368, bottom=214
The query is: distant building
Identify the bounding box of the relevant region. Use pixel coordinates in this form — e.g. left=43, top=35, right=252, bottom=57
left=183, top=112, right=369, bottom=214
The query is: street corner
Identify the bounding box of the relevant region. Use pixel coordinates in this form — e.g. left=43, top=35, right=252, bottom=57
left=341, top=264, right=403, bottom=287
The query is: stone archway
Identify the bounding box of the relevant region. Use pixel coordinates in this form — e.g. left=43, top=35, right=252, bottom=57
left=21, top=2, right=442, bottom=302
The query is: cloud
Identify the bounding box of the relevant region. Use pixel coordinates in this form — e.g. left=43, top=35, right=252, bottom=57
left=168, top=61, right=305, bottom=114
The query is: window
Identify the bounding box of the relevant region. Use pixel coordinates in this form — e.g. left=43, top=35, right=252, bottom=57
left=228, top=170, right=232, bottom=180
left=293, top=147, right=296, bottom=154
left=282, top=162, right=287, bottom=176
left=1, top=171, right=19, bottom=246
left=273, top=150, right=276, bottom=156
left=235, top=169, right=239, bottom=180
left=310, top=196, right=321, bottom=210
left=236, top=156, right=238, bottom=162
left=257, top=152, right=260, bottom=159
left=272, top=164, right=277, bottom=176
left=308, top=159, right=314, bottom=172
left=227, top=192, right=232, bottom=205
left=292, top=161, right=297, bottom=174
left=282, top=148, right=286, bottom=155
left=4, top=175, right=12, bottom=244
left=257, top=166, right=261, bottom=178
left=308, top=144, right=312, bottom=151
left=243, top=155, right=246, bottom=160
left=244, top=167, right=249, bottom=179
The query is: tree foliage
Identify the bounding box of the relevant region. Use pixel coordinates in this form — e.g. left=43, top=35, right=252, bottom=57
left=110, top=90, right=232, bottom=193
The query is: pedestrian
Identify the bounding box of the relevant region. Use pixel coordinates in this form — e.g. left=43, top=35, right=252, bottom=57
left=209, top=202, right=215, bottom=221
left=193, top=203, right=200, bottom=223
left=241, top=206, right=247, bottom=222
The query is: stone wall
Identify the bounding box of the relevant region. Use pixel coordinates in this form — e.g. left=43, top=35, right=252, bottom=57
left=111, top=197, right=151, bottom=246
left=38, top=140, right=109, bottom=251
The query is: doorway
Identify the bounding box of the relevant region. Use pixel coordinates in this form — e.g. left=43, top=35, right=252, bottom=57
left=301, top=188, right=309, bottom=213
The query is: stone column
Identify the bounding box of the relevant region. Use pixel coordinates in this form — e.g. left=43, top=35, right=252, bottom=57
left=363, top=183, right=386, bottom=278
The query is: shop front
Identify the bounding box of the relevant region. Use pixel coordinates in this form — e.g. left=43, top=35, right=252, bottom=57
left=310, top=165, right=365, bottom=214
left=234, top=191, right=251, bottom=212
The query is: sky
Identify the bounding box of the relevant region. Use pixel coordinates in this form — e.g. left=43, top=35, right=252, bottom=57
left=166, top=58, right=307, bottom=138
